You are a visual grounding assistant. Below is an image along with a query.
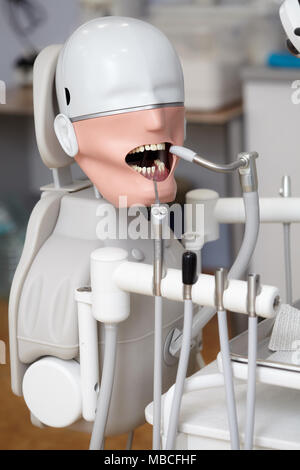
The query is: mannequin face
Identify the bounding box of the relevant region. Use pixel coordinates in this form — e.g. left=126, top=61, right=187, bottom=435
left=72, top=106, right=185, bottom=207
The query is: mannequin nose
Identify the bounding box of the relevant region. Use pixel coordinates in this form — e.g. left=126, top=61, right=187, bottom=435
left=145, top=108, right=166, bottom=131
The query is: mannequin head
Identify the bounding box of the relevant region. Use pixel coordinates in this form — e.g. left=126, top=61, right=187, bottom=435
left=72, top=106, right=184, bottom=207
left=280, top=0, right=300, bottom=56
left=54, top=17, right=185, bottom=207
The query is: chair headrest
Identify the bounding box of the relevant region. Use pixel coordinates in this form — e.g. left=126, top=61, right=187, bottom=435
left=33, top=45, right=73, bottom=169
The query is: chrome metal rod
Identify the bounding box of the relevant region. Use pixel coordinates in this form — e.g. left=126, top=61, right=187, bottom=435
left=193, top=154, right=247, bottom=174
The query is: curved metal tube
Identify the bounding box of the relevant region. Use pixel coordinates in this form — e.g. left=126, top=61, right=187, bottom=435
left=193, top=154, right=248, bottom=174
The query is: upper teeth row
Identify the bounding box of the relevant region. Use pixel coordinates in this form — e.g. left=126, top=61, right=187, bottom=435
left=129, top=143, right=166, bottom=154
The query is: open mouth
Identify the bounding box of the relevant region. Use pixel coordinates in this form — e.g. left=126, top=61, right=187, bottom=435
left=125, top=143, right=172, bottom=182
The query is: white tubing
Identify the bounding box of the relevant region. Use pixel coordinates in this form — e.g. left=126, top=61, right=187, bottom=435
left=227, top=192, right=260, bottom=280
left=189, top=191, right=260, bottom=336
left=89, top=324, right=118, bottom=450
left=153, top=296, right=163, bottom=450
left=126, top=430, right=134, bottom=451
left=244, top=316, right=258, bottom=450
left=77, top=298, right=99, bottom=422
left=114, top=263, right=279, bottom=319
left=215, top=197, right=300, bottom=224
left=217, top=310, right=240, bottom=450
left=165, top=299, right=193, bottom=450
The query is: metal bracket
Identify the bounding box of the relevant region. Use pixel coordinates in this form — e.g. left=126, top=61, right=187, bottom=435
left=247, top=274, right=261, bottom=318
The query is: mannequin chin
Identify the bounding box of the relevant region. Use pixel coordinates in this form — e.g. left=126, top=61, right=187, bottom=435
left=72, top=106, right=185, bottom=207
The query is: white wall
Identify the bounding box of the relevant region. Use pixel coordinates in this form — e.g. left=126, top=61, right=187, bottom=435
left=244, top=76, right=300, bottom=303
left=0, top=0, right=81, bottom=86
left=0, top=0, right=82, bottom=199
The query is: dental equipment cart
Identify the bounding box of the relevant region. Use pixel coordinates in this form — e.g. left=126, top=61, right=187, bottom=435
left=146, top=318, right=300, bottom=450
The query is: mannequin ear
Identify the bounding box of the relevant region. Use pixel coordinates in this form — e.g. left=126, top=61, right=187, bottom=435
left=54, top=114, right=78, bottom=157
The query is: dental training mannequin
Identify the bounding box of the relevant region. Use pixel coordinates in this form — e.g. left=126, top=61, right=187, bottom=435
left=9, top=16, right=190, bottom=450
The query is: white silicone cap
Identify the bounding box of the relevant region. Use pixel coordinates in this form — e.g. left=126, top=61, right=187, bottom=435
left=90, top=247, right=130, bottom=323
left=56, top=17, right=184, bottom=119
left=170, top=146, right=197, bottom=163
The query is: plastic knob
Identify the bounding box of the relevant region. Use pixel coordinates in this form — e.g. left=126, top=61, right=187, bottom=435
left=182, top=251, right=198, bottom=286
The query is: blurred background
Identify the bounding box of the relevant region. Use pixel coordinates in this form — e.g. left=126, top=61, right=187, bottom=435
left=1, top=0, right=300, bottom=449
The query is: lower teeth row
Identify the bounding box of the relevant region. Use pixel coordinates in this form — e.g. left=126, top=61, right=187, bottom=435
left=132, top=160, right=165, bottom=175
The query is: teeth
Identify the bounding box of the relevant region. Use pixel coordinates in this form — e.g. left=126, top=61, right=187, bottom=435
left=157, top=143, right=166, bottom=150
left=129, top=143, right=168, bottom=179
left=131, top=161, right=166, bottom=177
left=129, top=143, right=166, bottom=154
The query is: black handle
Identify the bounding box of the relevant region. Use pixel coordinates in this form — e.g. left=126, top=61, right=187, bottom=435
left=182, top=251, right=198, bottom=286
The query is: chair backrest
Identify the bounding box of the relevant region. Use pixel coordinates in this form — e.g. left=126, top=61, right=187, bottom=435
left=33, top=45, right=73, bottom=169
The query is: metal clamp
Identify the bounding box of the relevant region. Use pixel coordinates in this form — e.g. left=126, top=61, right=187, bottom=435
left=279, top=175, right=292, bottom=198
left=247, top=274, right=261, bottom=318
left=238, top=152, right=259, bottom=193
left=215, top=268, right=228, bottom=311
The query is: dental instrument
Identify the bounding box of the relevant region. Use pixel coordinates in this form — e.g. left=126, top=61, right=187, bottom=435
left=151, top=196, right=168, bottom=450
left=168, top=148, right=260, bottom=357
left=215, top=268, right=240, bottom=450
left=279, top=176, right=293, bottom=304
left=161, top=147, right=260, bottom=450
left=165, top=251, right=198, bottom=450
left=244, top=274, right=259, bottom=451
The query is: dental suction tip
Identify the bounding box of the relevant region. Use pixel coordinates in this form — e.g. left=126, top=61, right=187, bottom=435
left=170, top=146, right=197, bottom=163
